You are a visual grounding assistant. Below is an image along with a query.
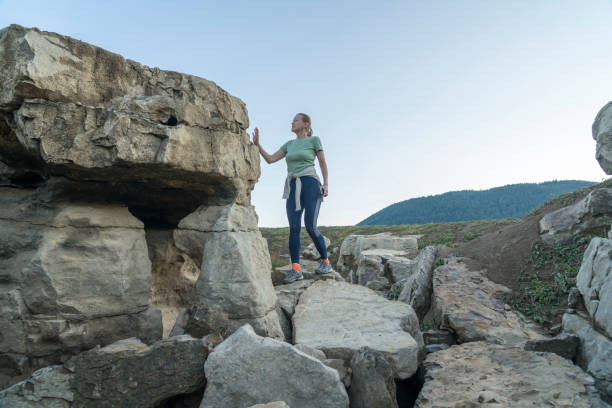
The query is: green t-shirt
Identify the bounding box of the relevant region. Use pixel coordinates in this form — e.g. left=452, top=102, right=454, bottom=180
left=280, top=136, right=323, bottom=173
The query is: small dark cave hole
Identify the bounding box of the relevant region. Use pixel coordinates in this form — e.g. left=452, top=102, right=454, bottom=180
left=156, top=388, right=204, bottom=408
left=164, top=115, right=178, bottom=127
left=10, top=171, right=46, bottom=188
left=396, top=366, right=424, bottom=408
left=128, top=206, right=181, bottom=229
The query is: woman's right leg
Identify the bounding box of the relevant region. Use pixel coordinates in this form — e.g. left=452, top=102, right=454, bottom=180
left=286, top=179, right=304, bottom=264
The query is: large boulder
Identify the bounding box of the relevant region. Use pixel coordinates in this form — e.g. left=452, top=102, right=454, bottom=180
left=200, top=325, right=349, bottom=408
left=397, top=246, right=437, bottom=320
left=349, top=347, right=398, bottom=408
left=538, top=188, right=612, bottom=243
left=0, top=25, right=259, bottom=213
left=0, top=335, right=209, bottom=408
left=576, top=237, right=612, bottom=338
left=563, top=313, right=612, bottom=403
left=293, top=280, right=423, bottom=379
left=593, top=101, right=612, bottom=174
left=0, top=188, right=161, bottom=388
left=415, top=341, right=604, bottom=407
left=431, top=257, right=543, bottom=345
left=336, top=233, right=418, bottom=280
left=173, top=203, right=282, bottom=339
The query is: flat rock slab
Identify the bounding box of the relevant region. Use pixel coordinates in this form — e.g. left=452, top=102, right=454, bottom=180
left=431, top=257, right=543, bottom=345
left=200, top=325, right=348, bottom=408
left=415, top=341, right=603, bottom=408
left=272, top=261, right=344, bottom=286
left=293, top=280, right=423, bottom=379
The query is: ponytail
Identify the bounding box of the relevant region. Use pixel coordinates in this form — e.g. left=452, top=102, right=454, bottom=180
left=298, top=112, right=314, bottom=137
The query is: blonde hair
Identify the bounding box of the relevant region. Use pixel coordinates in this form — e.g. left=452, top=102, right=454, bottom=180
left=298, top=113, right=313, bottom=137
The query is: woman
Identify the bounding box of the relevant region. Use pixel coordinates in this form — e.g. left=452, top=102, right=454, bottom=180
left=252, top=113, right=332, bottom=283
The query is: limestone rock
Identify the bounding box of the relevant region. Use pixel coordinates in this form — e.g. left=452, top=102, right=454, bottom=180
left=563, top=313, right=612, bottom=403
left=0, top=365, right=73, bottom=408
left=0, top=188, right=162, bottom=387
left=415, top=341, right=603, bottom=407
left=248, top=403, right=289, bottom=408
left=0, top=336, right=209, bottom=408
left=324, top=358, right=352, bottom=389
left=524, top=333, right=580, bottom=361
left=198, top=222, right=275, bottom=313
left=576, top=237, right=612, bottom=338
left=431, top=257, right=543, bottom=345
left=349, top=347, right=398, bottom=408
left=538, top=188, right=612, bottom=244
left=593, top=101, right=612, bottom=174
left=169, top=304, right=229, bottom=339
left=0, top=25, right=259, bottom=209
left=200, top=325, right=349, bottom=408
left=422, top=330, right=455, bottom=347
left=397, top=246, right=437, bottom=320
left=293, top=280, right=423, bottom=379
left=336, top=233, right=418, bottom=279
left=302, top=235, right=331, bottom=260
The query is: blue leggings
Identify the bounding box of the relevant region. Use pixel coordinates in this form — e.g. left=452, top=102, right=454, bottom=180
left=286, top=176, right=327, bottom=264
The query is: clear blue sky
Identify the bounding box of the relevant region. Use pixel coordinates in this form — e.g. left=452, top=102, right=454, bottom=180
left=1, top=0, right=610, bottom=226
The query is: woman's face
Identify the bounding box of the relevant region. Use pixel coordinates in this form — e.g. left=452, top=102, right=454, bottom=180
left=291, top=115, right=308, bottom=133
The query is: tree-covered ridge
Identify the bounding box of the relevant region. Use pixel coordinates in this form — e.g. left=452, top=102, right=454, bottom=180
left=358, top=180, right=597, bottom=226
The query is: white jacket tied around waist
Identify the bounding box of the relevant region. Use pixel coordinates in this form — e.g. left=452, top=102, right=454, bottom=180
left=282, top=166, right=323, bottom=212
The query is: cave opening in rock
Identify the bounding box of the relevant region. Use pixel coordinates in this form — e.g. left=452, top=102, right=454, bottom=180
left=396, top=366, right=424, bottom=407
left=164, top=115, right=178, bottom=126
left=156, top=388, right=205, bottom=408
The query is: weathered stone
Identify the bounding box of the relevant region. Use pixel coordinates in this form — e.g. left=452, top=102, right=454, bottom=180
left=397, top=246, right=437, bottom=320
left=247, top=403, right=289, bottom=408
left=0, top=188, right=162, bottom=386
left=568, top=286, right=584, bottom=309
left=174, top=207, right=281, bottom=337
left=302, top=235, right=331, bottom=260
left=356, top=253, right=385, bottom=287
left=293, top=280, right=423, bottom=379
left=524, top=333, right=580, bottom=361
left=324, top=358, right=352, bottom=388
left=169, top=304, right=229, bottom=339
left=0, top=335, right=208, bottom=408
left=415, top=341, right=604, bottom=407
left=563, top=313, right=612, bottom=403
left=539, top=188, right=612, bottom=244
left=200, top=325, right=349, bottom=408
left=336, top=233, right=418, bottom=279
left=0, top=365, right=73, bottom=408
left=145, top=228, right=200, bottom=338
left=294, top=344, right=326, bottom=361
left=349, top=347, right=398, bottom=408
left=431, top=257, right=543, bottom=345
left=593, top=101, right=612, bottom=174
left=66, top=336, right=208, bottom=408
left=576, top=237, right=612, bottom=338
left=425, top=344, right=449, bottom=353
left=275, top=280, right=314, bottom=318
left=0, top=25, right=259, bottom=209
left=422, top=330, right=455, bottom=346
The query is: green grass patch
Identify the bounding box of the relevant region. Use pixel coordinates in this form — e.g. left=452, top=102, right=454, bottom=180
left=506, top=228, right=607, bottom=326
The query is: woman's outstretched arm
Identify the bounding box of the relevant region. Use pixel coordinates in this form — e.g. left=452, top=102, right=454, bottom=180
left=316, top=150, right=329, bottom=197
left=252, top=127, right=286, bottom=164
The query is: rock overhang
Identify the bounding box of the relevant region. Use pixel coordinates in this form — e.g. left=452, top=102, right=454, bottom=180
left=0, top=24, right=259, bottom=225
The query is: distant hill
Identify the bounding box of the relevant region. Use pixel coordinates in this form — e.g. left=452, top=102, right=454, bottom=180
left=357, top=180, right=597, bottom=226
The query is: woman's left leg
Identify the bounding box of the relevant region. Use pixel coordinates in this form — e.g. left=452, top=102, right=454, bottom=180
left=301, top=177, right=328, bottom=260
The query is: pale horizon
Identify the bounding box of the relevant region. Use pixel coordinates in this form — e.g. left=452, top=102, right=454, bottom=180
left=1, top=0, right=610, bottom=227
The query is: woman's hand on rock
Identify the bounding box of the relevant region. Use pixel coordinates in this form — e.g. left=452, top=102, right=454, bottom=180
left=252, top=127, right=259, bottom=146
